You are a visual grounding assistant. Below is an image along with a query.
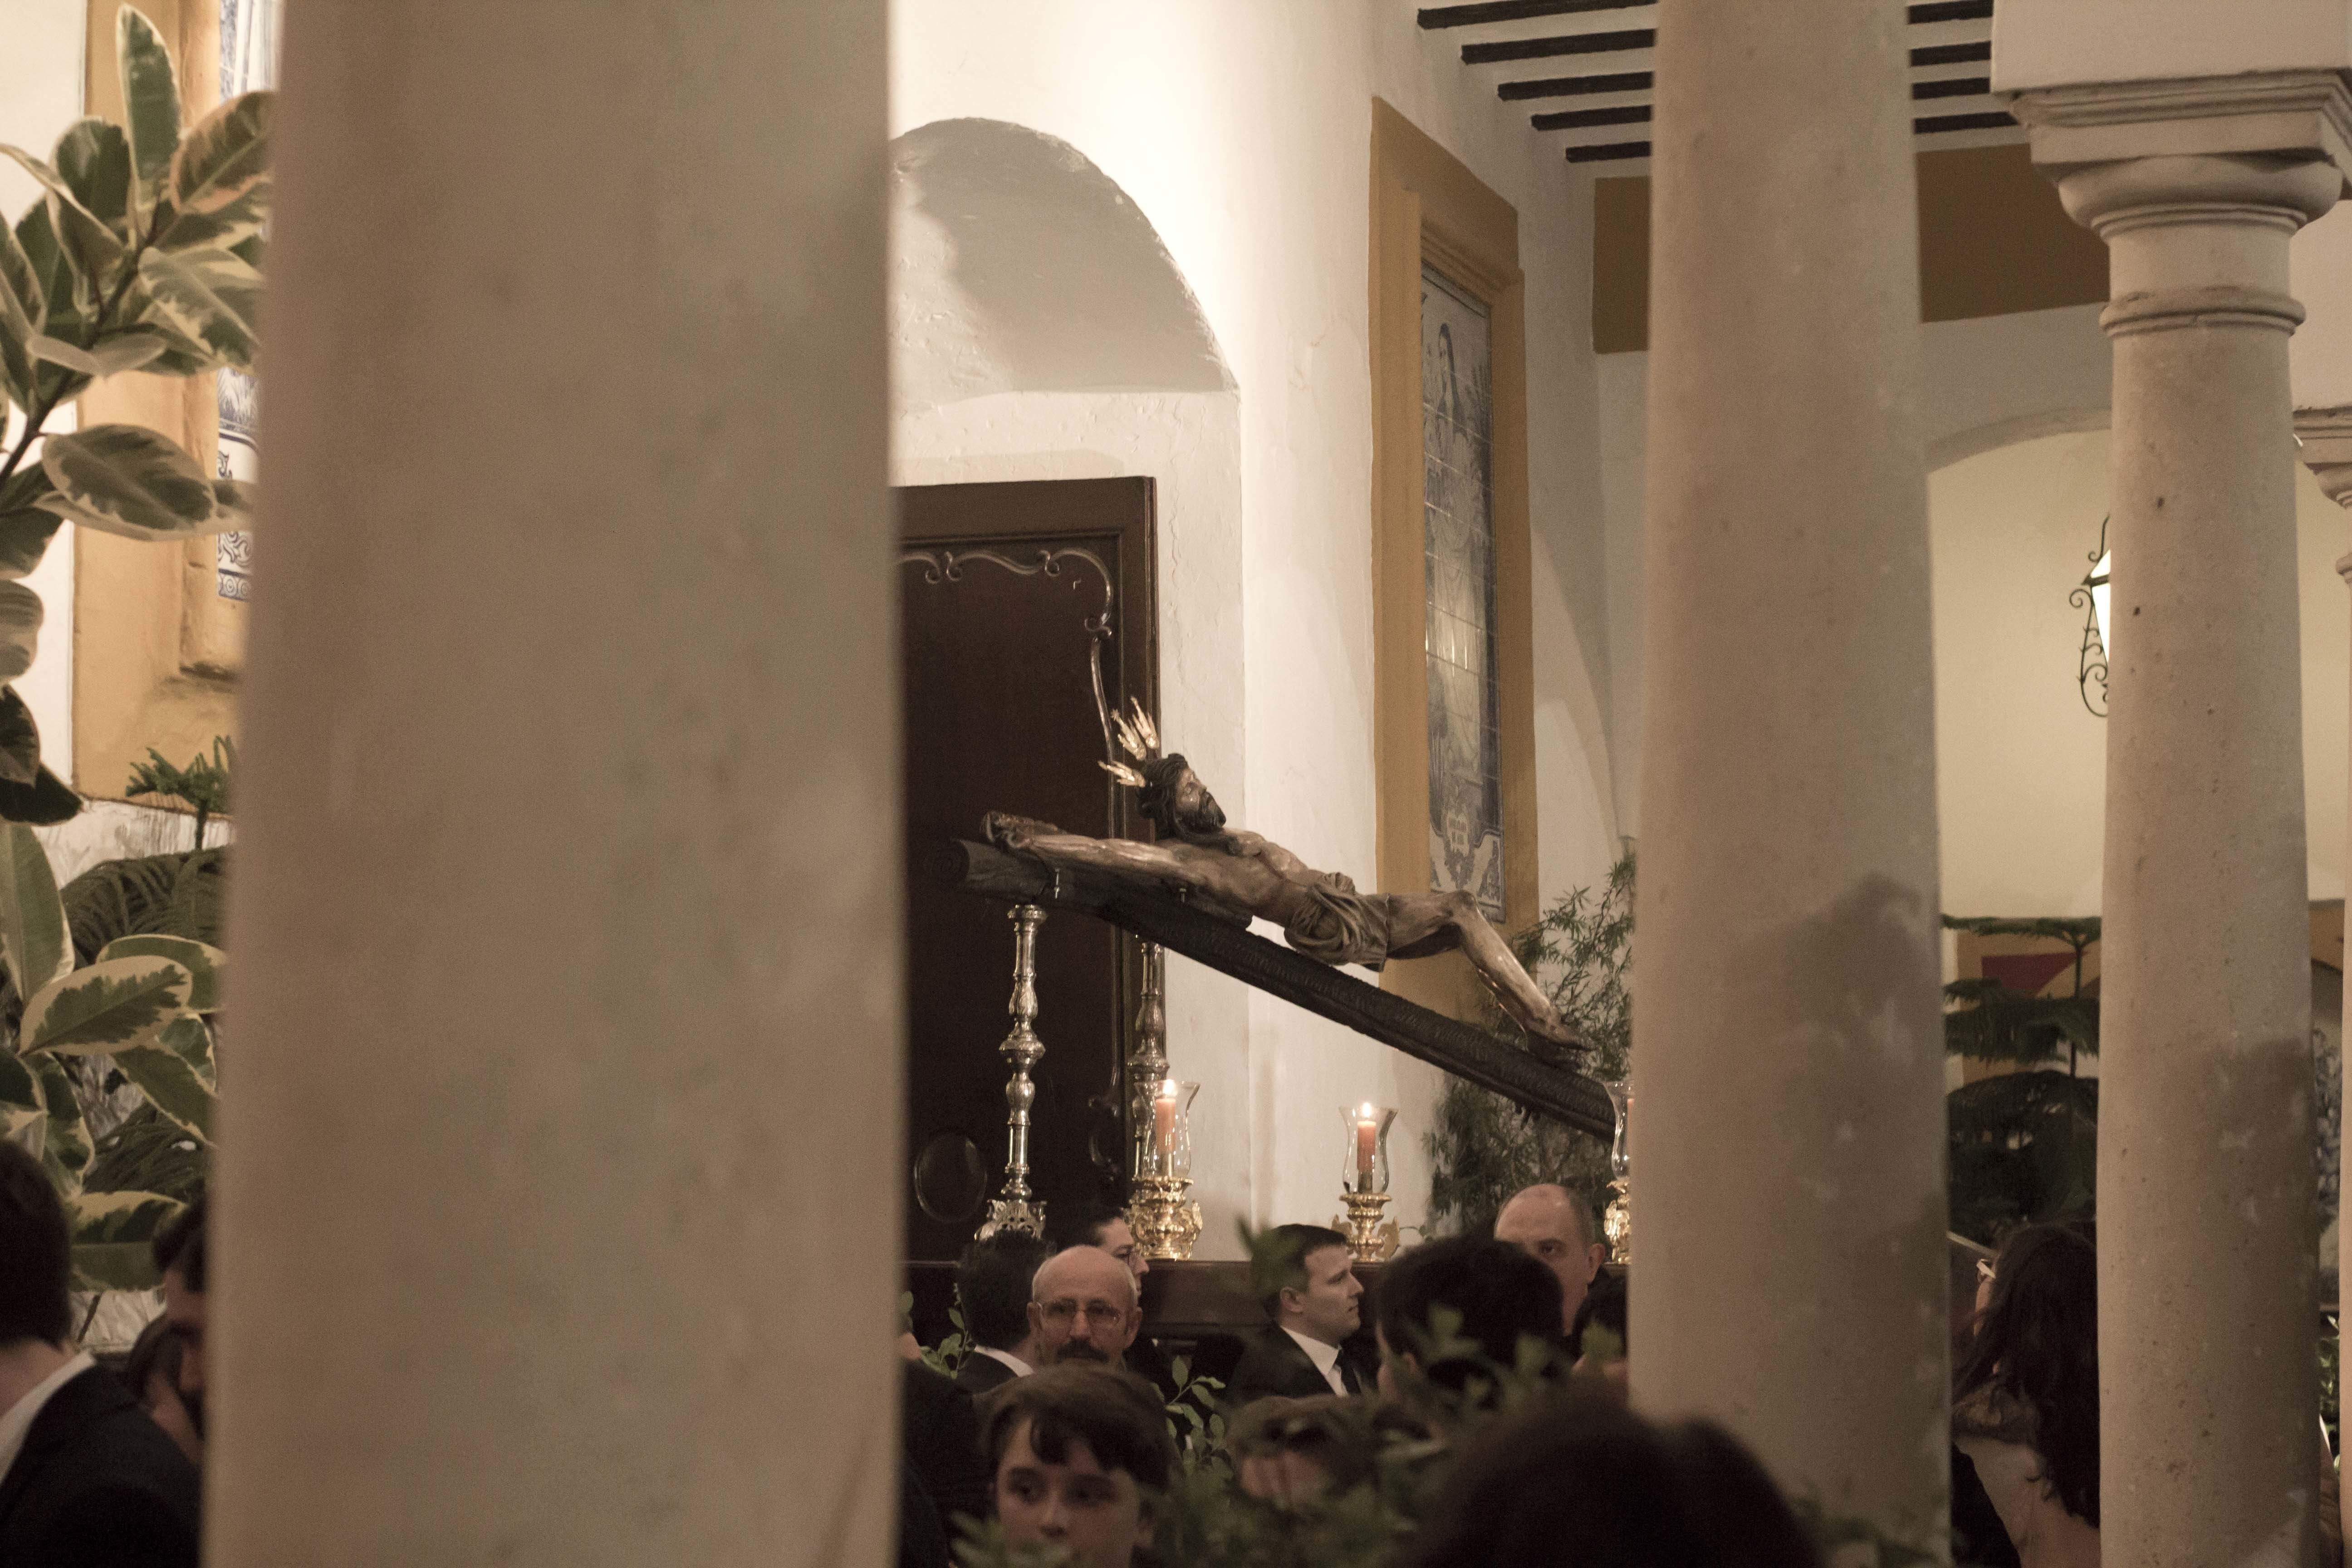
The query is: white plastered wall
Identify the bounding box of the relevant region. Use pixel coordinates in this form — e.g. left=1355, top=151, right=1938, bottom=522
left=1597, top=301, right=2350, bottom=915
left=892, top=2, right=1620, bottom=1251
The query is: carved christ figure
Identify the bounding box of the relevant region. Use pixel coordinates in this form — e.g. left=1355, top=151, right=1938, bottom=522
left=984, top=704, right=1577, bottom=1048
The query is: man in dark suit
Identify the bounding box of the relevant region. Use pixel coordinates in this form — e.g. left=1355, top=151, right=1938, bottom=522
left=953, top=1229, right=1050, bottom=1396
left=0, top=1141, right=200, bottom=1567
left=1225, top=1224, right=1373, bottom=1408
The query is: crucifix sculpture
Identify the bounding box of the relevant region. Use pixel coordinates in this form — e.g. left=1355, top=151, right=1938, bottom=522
left=983, top=701, right=1576, bottom=1048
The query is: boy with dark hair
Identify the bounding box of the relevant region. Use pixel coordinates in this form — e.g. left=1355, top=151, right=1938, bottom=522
left=1373, top=1234, right=1565, bottom=1401
left=0, top=1141, right=200, bottom=1566
left=1225, top=1222, right=1373, bottom=1407
left=955, top=1229, right=1052, bottom=1395
left=980, top=1363, right=1175, bottom=1568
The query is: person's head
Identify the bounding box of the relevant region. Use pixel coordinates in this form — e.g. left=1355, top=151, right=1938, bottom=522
left=0, top=1139, right=70, bottom=1349
left=152, top=1191, right=208, bottom=1430
left=1138, top=755, right=1225, bottom=841
left=1955, top=1220, right=2098, bottom=1526
left=1049, top=1201, right=1150, bottom=1284
left=1494, top=1184, right=1605, bottom=1330
left=1029, top=1245, right=1141, bottom=1367
left=1256, top=1224, right=1361, bottom=1348
left=122, top=1313, right=203, bottom=1464
left=1373, top=1235, right=1563, bottom=1400
left=1406, top=1386, right=1821, bottom=1568
left=958, top=1228, right=1053, bottom=1356
left=981, top=1363, right=1175, bottom=1568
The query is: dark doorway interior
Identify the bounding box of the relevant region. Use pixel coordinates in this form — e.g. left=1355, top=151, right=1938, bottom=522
left=897, top=478, right=1157, bottom=1263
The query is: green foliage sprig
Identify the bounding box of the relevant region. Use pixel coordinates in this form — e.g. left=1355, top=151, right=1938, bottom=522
left=1426, top=849, right=1633, bottom=1237
left=126, top=735, right=233, bottom=849
left=0, top=9, right=272, bottom=821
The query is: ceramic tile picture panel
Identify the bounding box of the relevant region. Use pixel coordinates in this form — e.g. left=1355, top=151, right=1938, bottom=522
left=213, top=0, right=279, bottom=602
left=1420, top=264, right=1504, bottom=922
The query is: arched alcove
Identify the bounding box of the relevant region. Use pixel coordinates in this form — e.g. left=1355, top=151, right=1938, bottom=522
left=891, top=118, right=1233, bottom=407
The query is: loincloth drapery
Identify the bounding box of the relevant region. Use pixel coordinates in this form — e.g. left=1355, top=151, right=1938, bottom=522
left=1284, top=872, right=1392, bottom=969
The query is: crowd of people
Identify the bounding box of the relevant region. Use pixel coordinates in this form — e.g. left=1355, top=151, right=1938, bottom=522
left=0, top=1132, right=2177, bottom=1567
left=902, top=1182, right=1828, bottom=1568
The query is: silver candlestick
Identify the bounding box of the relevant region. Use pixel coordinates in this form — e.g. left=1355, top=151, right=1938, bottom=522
left=981, top=904, right=1049, bottom=1238
left=1128, top=942, right=1169, bottom=1151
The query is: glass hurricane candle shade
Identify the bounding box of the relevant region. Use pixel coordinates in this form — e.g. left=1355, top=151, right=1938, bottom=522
left=1136, top=1079, right=1200, bottom=1181
left=1340, top=1103, right=1398, bottom=1195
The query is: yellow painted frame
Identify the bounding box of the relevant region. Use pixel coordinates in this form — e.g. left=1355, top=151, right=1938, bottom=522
left=1369, top=99, right=1538, bottom=1019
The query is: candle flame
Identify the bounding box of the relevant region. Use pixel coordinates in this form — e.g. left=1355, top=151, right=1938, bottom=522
left=1357, top=1102, right=1375, bottom=1120
left=1158, top=1079, right=1179, bottom=1099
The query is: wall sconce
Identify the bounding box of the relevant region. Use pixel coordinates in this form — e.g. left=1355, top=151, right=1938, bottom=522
left=2068, top=517, right=2110, bottom=719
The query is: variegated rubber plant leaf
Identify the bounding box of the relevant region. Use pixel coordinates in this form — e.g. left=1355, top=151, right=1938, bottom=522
left=115, top=1034, right=211, bottom=1144
left=35, top=423, right=223, bottom=539
left=20, top=954, right=192, bottom=1057
left=34, top=1054, right=88, bottom=1191
left=0, top=689, right=38, bottom=789
left=51, top=120, right=130, bottom=239
left=99, top=934, right=225, bottom=1013
left=0, top=582, right=42, bottom=684
left=0, top=825, right=62, bottom=995
left=136, top=246, right=260, bottom=372
left=160, top=91, right=269, bottom=251
left=68, top=1189, right=183, bottom=1291
left=116, top=8, right=181, bottom=234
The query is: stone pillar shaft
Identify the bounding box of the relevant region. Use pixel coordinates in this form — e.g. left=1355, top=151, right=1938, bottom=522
left=1632, top=0, right=1948, bottom=1540
left=2016, top=80, right=2349, bottom=1563
left=213, top=4, right=895, bottom=1563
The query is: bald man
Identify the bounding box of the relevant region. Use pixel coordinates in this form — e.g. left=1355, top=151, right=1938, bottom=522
left=1493, top=1184, right=1606, bottom=1332
left=1028, top=1246, right=1142, bottom=1369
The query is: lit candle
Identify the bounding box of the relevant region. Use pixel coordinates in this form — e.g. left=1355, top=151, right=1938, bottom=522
left=1154, top=1079, right=1179, bottom=1161
left=1355, top=1102, right=1378, bottom=1191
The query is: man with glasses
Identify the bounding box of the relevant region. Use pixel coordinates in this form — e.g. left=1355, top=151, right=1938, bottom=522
left=1028, top=1247, right=1142, bottom=1369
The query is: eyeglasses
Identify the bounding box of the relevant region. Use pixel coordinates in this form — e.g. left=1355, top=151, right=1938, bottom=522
left=1039, top=1299, right=1128, bottom=1326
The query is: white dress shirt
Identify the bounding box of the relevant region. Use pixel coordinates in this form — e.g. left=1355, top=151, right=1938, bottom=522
left=974, top=1346, right=1033, bottom=1379
left=1281, top=1327, right=1350, bottom=1396
left=0, top=1350, right=93, bottom=1484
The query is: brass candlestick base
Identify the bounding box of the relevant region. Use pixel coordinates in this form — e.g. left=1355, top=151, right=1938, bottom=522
left=1602, top=1177, right=1631, bottom=1265
left=1332, top=1190, right=1400, bottom=1263
left=1129, top=1176, right=1202, bottom=1261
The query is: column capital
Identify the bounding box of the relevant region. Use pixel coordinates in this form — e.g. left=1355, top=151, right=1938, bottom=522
left=2297, top=406, right=2352, bottom=525
left=2008, top=69, right=2352, bottom=176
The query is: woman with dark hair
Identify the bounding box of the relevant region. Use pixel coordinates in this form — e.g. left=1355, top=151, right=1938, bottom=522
left=1952, top=1223, right=2099, bottom=1568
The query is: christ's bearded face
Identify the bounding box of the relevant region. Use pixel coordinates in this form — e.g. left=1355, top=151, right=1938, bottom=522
left=1164, top=766, right=1225, bottom=836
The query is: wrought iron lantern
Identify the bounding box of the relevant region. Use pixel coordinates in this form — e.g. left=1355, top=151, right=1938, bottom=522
left=2068, top=517, right=2111, bottom=718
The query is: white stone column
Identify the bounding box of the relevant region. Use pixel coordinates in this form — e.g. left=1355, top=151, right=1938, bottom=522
left=213, top=5, right=895, bottom=1564
left=2010, top=78, right=2350, bottom=1566
left=1632, top=0, right=1949, bottom=1543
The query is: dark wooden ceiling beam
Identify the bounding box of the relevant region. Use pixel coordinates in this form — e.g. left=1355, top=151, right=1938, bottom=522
left=1422, top=0, right=1989, bottom=24
left=1565, top=106, right=2017, bottom=163
left=1419, top=0, right=1644, bottom=25
left=1504, top=41, right=1990, bottom=103
left=1464, top=27, right=1652, bottom=65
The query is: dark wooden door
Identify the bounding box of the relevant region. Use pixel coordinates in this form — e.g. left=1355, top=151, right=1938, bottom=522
left=897, top=479, right=1156, bottom=1262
